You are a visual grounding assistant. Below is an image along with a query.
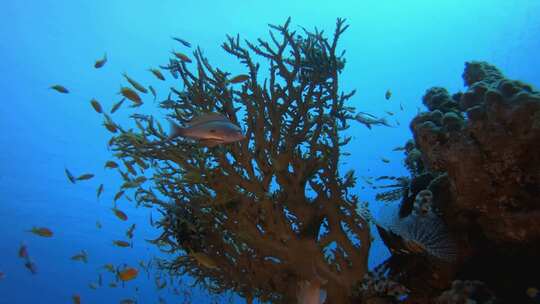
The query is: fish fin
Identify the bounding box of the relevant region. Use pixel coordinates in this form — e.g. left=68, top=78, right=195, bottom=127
left=199, top=139, right=222, bottom=147
left=188, top=113, right=228, bottom=127
left=167, top=118, right=185, bottom=138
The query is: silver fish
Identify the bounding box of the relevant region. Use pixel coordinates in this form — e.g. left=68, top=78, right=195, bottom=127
left=354, top=113, right=392, bottom=129
left=168, top=113, right=245, bottom=147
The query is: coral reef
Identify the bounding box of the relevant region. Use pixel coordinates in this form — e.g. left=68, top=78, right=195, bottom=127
left=436, top=280, right=497, bottom=304
left=376, top=61, right=540, bottom=303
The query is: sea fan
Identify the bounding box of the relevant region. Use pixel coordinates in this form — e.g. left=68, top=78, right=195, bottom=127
left=394, top=215, right=456, bottom=261
left=383, top=213, right=457, bottom=262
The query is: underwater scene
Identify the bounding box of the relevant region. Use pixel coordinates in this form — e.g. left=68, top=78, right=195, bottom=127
left=2, top=1, right=540, bottom=303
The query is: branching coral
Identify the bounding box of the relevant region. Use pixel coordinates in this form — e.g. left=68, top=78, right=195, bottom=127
left=105, top=18, right=371, bottom=303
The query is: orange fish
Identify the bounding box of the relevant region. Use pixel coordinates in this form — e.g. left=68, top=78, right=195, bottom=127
left=18, top=243, right=28, bottom=258
left=72, top=294, right=81, bottom=304
left=110, top=98, right=125, bottom=114
left=28, top=227, right=53, bottom=237
left=112, top=240, right=131, bottom=248
left=24, top=260, right=38, bottom=274
left=90, top=99, right=103, bottom=113
left=113, top=190, right=124, bottom=202
left=118, top=267, right=138, bottom=281
left=171, top=51, right=192, bottom=63
left=94, top=53, right=107, bottom=68
left=126, top=224, right=136, bottom=239
left=76, top=173, right=94, bottom=181
left=229, top=74, right=249, bottom=84
left=123, top=73, right=147, bottom=94
left=97, top=184, right=104, bottom=199
left=111, top=208, right=128, bottom=221
left=385, top=89, right=392, bottom=100
left=50, top=85, right=69, bottom=94
left=105, top=161, right=119, bottom=169
left=65, top=168, right=76, bottom=184
left=149, top=68, right=165, bottom=81
left=120, top=87, right=142, bottom=105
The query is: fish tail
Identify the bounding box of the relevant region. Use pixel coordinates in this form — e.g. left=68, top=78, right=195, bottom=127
left=167, top=118, right=186, bottom=138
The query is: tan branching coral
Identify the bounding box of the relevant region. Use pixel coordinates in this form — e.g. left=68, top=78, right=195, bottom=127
left=106, top=18, right=370, bottom=303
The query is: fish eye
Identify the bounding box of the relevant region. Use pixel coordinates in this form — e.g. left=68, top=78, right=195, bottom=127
left=209, top=129, right=216, bottom=133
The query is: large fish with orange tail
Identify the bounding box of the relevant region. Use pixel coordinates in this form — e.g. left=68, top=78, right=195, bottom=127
left=167, top=113, right=245, bottom=147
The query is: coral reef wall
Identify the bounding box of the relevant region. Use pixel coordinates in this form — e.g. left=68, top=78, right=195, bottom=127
left=377, top=62, right=540, bottom=303
left=412, top=61, right=540, bottom=245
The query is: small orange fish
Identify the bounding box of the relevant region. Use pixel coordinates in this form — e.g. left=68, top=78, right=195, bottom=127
left=72, top=294, right=81, bottom=304
left=94, top=53, right=107, bottom=68
left=385, top=89, right=392, bottom=100
left=149, top=85, right=157, bottom=101
left=65, top=168, right=76, bottom=184
left=171, top=36, right=191, bottom=47
left=110, top=98, right=125, bottom=114
left=76, top=173, right=94, bottom=181
left=50, top=85, right=69, bottom=94
left=149, top=68, right=165, bottom=81
left=229, top=74, right=249, bottom=84
left=97, top=184, right=104, bottom=198
left=112, top=208, right=128, bottom=221
left=103, top=115, right=118, bottom=133
left=171, top=51, right=192, bottom=63
left=120, top=87, right=142, bottom=105
left=126, top=224, right=136, bottom=239
left=123, top=73, right=147, bottom=94
left=112, top=240, right=131, bottom=248
left=105, top=161, right=119, bottom=169
left=71, top=250, right=88, bottom=263
left=24, top=260, right=37, bottom=274
left=28, top=227, right=53, bottom=237
left=113, top=190, right=124, bottom=202
left=118, top=267, right=138, bottom=281
left=90, top=99, right=103, bottom=113
left=18, top=243, right=28, bottom=258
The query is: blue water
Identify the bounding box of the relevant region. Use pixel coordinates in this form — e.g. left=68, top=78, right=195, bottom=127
left=1, top=1, right=539, bottom=303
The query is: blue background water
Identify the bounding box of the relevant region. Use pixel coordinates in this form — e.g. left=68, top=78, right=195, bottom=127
left=1, top=0, right=539, bottom=303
